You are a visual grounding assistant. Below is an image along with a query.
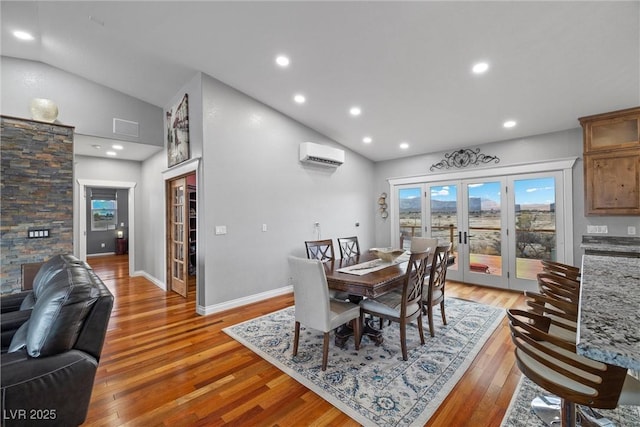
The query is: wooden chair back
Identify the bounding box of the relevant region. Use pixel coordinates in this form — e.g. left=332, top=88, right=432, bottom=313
left=305, top=239, right=335, bottom=262
left=337, top=236, right=360, bottom=258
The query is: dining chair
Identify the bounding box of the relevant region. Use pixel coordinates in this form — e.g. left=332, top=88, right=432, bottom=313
left=305, top=239, right=335, bottom=262
left=305, top=239, right=350, bottom=302
left=288, top=256, right=361, bottom=371
left=409, top=237, right=438, bottom=254
left=337, top=236, right=360, bottom=258
left=422, top=243, right=451, bottom=337
left=507, top=308, right=640, bottom=427
left=358, top=250, right=430, bottom=361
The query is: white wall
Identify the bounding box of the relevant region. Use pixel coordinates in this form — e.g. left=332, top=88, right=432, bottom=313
left=374, top=128, right=640, bottom=266
left=142, top=73, right=376, bottom=311
left=1, top=56, right=163, bottom=146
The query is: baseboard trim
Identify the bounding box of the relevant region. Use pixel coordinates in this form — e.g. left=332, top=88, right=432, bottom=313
left=132, top=270, right=166, bottom=291
left=197, top=285, right=293, bottom=316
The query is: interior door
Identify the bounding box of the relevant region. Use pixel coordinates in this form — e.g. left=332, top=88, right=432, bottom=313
left=168, top=177, right=188, bottom=297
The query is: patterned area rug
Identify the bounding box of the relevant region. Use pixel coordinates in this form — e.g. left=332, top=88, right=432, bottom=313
left=223, top=297, right=504, bottom=426
left=501, top=376, right=640, bottom=426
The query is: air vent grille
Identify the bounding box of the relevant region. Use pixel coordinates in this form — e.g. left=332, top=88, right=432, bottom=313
left=113, top=118, right=139, bottom=137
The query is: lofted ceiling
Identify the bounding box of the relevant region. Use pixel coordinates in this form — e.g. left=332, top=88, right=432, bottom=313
left=1, top=1, right=639, bottom=162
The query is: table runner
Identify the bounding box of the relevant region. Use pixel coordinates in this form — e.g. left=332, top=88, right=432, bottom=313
left=337, top=256, right=407, bottom=275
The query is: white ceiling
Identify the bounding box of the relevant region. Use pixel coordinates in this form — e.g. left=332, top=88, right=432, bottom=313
left=2, top=1, right=639, bottom=162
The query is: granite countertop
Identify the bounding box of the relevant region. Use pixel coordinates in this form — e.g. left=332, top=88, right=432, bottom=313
left=577, top=254, right=640, bottom=371
left=580, top=236, right=640, bottom=253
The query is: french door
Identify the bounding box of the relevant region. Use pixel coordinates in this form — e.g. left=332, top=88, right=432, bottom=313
left=395, top=170, right=566, bottom=291
left=167, top=176, right=188, bottom=297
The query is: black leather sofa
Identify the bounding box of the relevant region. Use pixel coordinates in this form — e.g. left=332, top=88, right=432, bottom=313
left=1, top=254, right=113, bottom=426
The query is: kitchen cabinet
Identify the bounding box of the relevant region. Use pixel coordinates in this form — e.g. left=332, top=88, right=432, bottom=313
left=579, top=107, right=640, bottom=215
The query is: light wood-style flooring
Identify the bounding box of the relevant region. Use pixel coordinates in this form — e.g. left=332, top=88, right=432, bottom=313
left=84, top=254, right=526, bottom=426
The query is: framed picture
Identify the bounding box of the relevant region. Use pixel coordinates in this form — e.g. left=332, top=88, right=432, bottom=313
left=167, top=93, right=190, bottom=167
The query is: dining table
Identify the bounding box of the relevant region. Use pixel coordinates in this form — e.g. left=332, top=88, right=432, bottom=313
left=323, top=252, right=409, bottom=299
left=576, top=253, right=640, bottom=372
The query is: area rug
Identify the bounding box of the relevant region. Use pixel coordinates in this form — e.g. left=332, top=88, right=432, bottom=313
left=501, top=376, right=640, bottom=426
left=223, top=297, right=504, bottom=426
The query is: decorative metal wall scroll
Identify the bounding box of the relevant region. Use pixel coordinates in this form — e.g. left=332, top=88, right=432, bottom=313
left=430, top=148, right=500, bottom=171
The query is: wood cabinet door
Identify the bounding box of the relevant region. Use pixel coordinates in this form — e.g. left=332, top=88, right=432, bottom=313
left=584, top=149, right=640, bottom=215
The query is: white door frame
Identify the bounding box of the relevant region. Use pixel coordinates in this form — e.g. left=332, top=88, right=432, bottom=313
left=76, top=179, right=137, bottom=277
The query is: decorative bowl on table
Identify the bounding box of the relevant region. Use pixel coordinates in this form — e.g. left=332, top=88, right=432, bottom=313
left=369, top=248, right=406, bottom=263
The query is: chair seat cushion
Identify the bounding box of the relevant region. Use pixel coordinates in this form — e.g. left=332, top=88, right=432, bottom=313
left=329, top=300, right=361, bottom=330
left=360, top=298, right=420, bottom=319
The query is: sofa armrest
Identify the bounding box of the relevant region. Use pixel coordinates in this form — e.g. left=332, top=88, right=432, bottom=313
left=0, top=292, right=32, bottom=314
left=1, top=349, right=98, bottom=427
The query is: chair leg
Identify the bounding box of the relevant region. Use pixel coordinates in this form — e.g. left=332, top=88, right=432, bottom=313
left=400, top=320, right=408, bottom=361
left=417, top=314, right=425, bottom=345
left=293, top=321, right=300, bottom=356
left=322, top=332, right=330, bottom=371
left=352, top=317, right=361, bottom=351
left=440, top=301, right=447, bottom=325
left=427, top=305, right=435, bottom=337
left=560, top=398, right=577, bottom=427
left=357, top=312, right=365, bottom=347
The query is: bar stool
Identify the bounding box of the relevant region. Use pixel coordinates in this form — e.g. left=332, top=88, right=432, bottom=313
left=541, top=259, right=581, bottom=282
left=507, top=309, right=640, bottom=427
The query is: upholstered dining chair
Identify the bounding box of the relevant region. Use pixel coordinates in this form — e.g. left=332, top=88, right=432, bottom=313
left=422, top=243, right=451, bottom=337
left=288, top=256, right=361, bottom=371
left=409, top=237, right=438, bottom=254
left=305, top=239, right=335, bottom=262
left=337, top=236, right=360, bottom=259
left=358, top=250, right=430, bottom=361
left=305, top=239, right=350, bottom=301
left=507, top=308, right=640, bottom=427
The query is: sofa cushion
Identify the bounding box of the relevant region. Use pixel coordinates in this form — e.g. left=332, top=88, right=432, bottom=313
left=9, top=266, right=100, bottom=358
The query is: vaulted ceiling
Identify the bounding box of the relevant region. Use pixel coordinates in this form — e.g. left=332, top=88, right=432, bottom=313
left=2, top=1, right=639, bottom=162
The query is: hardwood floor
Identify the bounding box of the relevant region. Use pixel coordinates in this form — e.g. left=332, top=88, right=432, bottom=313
left=84, top=255, right=526, bottom=426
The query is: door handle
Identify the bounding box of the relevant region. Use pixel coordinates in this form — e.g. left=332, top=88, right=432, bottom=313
left=463, top=231, right=467, bottom=244
left=458, top=231, right=462, bottom=244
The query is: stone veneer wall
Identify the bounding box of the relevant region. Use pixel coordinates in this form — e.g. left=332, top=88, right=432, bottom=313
left=1, top=116, right=75, bottom=293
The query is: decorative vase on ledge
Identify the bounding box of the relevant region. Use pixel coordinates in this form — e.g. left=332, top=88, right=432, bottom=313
left=29, top=98, right=58, bottom=123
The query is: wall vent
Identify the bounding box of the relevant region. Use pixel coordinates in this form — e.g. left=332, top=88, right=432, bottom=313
left=113, top=118, right=139, bottom=138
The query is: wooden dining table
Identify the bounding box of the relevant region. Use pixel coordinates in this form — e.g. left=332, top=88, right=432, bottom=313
left=323, top=252, right=409, bottom=299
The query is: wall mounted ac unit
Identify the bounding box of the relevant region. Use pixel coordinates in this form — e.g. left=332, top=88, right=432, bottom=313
left=299, top=142, right=345, bottom=167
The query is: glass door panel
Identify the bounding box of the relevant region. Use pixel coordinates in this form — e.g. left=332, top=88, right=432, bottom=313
left=464, top=180, right=507, bottom=287
left=398, top=187, right=423, bottom=250
left=508, top=172, right=563, bottom=291
left=430, top=184, right=459, bottom=273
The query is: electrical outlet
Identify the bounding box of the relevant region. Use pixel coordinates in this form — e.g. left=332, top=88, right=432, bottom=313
left=262, top=224, right=267, bottom=232
left=101, top=243, right=105, bottom=248
left=629, top=226, right=637, bottom=235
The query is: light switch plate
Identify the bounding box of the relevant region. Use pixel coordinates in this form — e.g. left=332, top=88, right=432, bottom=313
left=215, top=225, right=227, bottom=235
left=629, top=226, right=637, bottom=235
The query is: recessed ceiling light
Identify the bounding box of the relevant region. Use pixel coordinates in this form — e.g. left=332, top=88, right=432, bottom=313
left=503, top=120, right=517, bottom=128
left=472, top=62, right=489, bottom=74
left=92, top=144, right=102, bottom=149
left=349, top=106, right=361, bottom=116
left=106, top=151, right=117, bottom=156
left=112, top=144, right=124, bottom=150
left=293, top=94, right=306, bottom=104
left=13, top=30, right=34, bottom=41
left=362, top=136, right=372, bottom=144
left=275, top=55, right=290, bottom=67
left=399, top=142, right=410, bottom=150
